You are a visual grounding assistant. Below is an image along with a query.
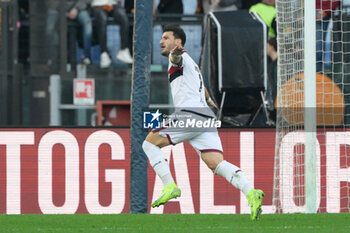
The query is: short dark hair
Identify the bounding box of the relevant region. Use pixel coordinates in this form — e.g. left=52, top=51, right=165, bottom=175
left=163, top=25, right=186, bottom=46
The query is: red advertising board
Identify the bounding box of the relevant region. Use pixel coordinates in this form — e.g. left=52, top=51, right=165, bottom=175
left=0, top=129, right=130, bottom=214
left=0, top=128, right=348, bottom=214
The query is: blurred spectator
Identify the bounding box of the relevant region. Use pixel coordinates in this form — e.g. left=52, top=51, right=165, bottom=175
left=124, top=0, right=134, bottom=55
left=91, top=0, right=133, bottom=68
left=157, top=0, right=183, bottom=14
left=67, top=0, right=93, bottom=65
left=249, top=0, right=276, bottom=38
left=45, top=0, right=60, bottom=68
left=18, top=0, right=29, bottom=21
left=200, top=0, right=240, bottom=36
left=196, top=0, right=241, bottom=13
left=196, top=0, right=206, bottom=13
left=124, top=0, right=135, bottom=14
left=155, top=0, right=183, bottom=25
left=266, top=37, right=277, bottom=117
left=18, top=0, right=29, bottom=65
left=242, top=0, right=260, bottom=10
left=45, top=0, right=92, bottom=67
left=316, top=0, right=340, bottom=72
left=210, top=0, right=240, bottom=12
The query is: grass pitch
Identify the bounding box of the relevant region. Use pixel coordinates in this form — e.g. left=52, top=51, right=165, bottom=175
left=0, top=213, right=348, bottom=233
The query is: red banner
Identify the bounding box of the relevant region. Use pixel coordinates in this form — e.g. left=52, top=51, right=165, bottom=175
left=0, top=128, right=348, bottom=214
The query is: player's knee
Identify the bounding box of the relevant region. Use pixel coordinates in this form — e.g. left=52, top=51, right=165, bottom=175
left=201, top=152, right=224, bottom=173
left=207, top=164, right=217, bottom=173
left=145, top=132, right=157, bottom=144
left=145, top=132, right=169, bottom=148
left=203, top=158, right=219, bottom=173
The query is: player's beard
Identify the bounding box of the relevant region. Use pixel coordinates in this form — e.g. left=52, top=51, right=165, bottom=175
left=161, top=50, right=170, bottom=57
left=161, top=43, right=175, bottom=57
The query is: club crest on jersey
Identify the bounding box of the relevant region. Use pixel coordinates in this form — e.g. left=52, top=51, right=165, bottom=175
left=143, top=110, right=162, bottom=129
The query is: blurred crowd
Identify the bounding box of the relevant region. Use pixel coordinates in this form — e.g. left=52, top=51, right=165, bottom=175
left=37, top=0, right=264, bottom=69
left=17, top=0, right=350, bottom=123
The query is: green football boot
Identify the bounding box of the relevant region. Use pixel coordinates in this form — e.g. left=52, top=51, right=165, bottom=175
left=151, top=182, right=181, bottom=208
left=247, top=189, right=265, bottom=221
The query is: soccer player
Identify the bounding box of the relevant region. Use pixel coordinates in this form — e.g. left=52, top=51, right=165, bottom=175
left=142, top=25, right=264, bottom=220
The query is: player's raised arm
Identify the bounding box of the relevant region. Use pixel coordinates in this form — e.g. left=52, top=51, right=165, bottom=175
left=170, top=45, right=186, bottom=66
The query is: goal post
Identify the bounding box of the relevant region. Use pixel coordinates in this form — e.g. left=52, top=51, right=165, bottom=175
left=273, top=0, right=350, bottom=214
left=304, top=0, right=317, bottom=214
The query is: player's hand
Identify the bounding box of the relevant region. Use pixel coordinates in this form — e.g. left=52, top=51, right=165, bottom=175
left=207, top=98, right=218, bottom=110
left=170, top=45, right=186, bottom=64
left=170, top=45, right=187, bottom=56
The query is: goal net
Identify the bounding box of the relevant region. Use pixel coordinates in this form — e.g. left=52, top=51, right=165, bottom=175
left=273, top=0, right=350, bottom=213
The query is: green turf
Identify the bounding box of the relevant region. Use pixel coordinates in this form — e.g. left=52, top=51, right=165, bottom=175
left=0, top=213, right=349, bottom=233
